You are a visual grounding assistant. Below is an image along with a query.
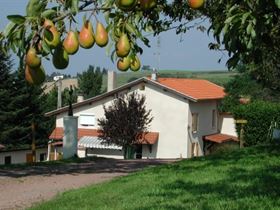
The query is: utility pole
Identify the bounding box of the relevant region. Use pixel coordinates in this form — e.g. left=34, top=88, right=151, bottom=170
left=54, top=75, right=64, bottom=109
left=157, top=36, right=160, bottom=71
left=31, top=120, right=36, bottom=163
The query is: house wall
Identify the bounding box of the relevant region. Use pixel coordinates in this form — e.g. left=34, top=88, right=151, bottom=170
left=0, top=148, right=48, bottom=165
left=188, top=100, right=219, bottom=156
left=219, top=113, right=238, bottom=137
left=140, top=83, right=190, bottom=159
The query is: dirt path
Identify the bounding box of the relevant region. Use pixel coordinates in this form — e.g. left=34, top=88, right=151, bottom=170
left=0, top=159, right=176, bottom=210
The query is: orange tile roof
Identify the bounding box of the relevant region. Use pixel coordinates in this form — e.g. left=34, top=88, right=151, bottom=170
left=137, top=132, right=159, bottom=144
left=49, top=127, right=159, bottom=145
left=204, top=133, right=238, bottom=144
left=49, top=127, right=103, bottom=140
left=153, top=78, right=225, bottom=100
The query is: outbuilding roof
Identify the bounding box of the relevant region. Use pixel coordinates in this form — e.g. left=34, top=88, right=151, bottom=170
left=204, top=133, right=238, bottom=144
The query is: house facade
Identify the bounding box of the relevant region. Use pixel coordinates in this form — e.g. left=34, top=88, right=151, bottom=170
left=46, top=72, right=238, bottom=159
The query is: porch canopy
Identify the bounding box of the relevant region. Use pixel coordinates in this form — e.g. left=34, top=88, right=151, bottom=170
left=49, top=127, right=159, bottom=145
left=204, top=133, right=238, bottom=144
left=79, top=136, right=122, bottom=150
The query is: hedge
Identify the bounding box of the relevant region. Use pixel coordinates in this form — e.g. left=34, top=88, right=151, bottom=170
left=232, top=101, right=280, bottom=146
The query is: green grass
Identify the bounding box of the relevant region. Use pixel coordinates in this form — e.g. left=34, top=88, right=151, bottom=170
left=102, top=70, right=237, bottom=91
left=30, top=144, right=280, bottom=210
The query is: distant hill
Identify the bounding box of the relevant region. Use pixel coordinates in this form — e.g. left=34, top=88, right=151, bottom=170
left=43, top=70, right=237, bottom=94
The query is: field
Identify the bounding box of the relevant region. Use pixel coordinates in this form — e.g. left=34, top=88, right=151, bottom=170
left=30, top=144, right=280, bottom=210
left=101, top=70, right=237, bottom=91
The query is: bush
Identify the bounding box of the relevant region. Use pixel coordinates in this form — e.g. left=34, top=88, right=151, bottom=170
left=232, top=101, right=280, bottom=146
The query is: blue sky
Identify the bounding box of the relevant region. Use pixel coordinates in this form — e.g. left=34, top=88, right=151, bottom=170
left=0, top=0, right=229, bottom=75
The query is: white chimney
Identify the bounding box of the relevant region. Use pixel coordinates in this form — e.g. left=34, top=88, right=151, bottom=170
left=77, top=95, right=84, bottom=103
left=151, top=68, right=157, bottom=81
left=107, top=71, right=117, bottom=92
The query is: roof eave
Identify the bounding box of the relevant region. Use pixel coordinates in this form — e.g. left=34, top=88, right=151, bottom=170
left=45, top=77, right=147, bottom=117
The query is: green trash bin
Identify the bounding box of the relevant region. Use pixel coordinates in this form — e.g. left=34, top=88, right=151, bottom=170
left=124, top=145, right=135, bottom=159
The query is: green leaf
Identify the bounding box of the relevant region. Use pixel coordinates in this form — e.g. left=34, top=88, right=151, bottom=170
left=41, top=9, right=56, bottom=18
left=7, top=15, right=26, bottom=24
left=3, top=22, right=16, bottom=37
left=26, top=0, right=46, bottom=17
left=125, top=23, right=137, bottom=35
left=275, top=0, right=280, bottom=9
left=71, top=0, right=79, bottom=15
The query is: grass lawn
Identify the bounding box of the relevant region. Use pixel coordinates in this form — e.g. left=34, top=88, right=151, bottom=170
left=30, top=144, right=280, bottom=210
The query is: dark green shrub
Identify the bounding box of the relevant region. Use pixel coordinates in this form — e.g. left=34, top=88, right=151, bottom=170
left=233, top=101, right=280, bottom=146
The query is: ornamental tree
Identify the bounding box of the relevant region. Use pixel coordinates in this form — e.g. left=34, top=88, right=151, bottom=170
left=98, top=92, right=153, bottom=158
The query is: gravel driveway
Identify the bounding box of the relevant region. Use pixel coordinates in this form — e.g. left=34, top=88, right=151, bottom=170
left=0, top=159, right=176, bottom=210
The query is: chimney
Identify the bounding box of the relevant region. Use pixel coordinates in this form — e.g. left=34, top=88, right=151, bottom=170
left=107, top=71, right=117, bottom=92
left=77, top=94, right=84, bottom=103
left=151, top=68, right=157, bottom=81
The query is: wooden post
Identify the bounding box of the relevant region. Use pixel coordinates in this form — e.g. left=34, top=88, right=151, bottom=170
left=31, top=121, right=36, bottom=163
left=235, top=119, right=248, bottom=148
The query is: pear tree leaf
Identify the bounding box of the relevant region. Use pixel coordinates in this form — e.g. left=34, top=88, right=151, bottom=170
left=3, top=22, right=16, bottom=37
left=275, top=0, right=280, bottom=8
left=41, top=9, right=56, bottom=18
left=26, top=0, right=47, bottom=17
left=71, top=0, right=79, bottom=15
left=7, top=15, right=26, bottom=24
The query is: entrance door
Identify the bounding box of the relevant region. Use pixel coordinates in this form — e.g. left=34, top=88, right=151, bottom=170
left=26, top=153, right=33, bottom=163
left=135, top=145, right=142, bottom=159
left=4, top=156, right=11, bottom=165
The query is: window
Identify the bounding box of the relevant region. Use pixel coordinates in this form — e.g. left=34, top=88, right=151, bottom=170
left=40, top=153, right=47, bottom=162
left=212, top=109, right=216, bottom=128
left=80, top=114, right=95, bottom=126
left=192, top=113, right=199, bottom=133
left=4, top=156, right=11, bottom=165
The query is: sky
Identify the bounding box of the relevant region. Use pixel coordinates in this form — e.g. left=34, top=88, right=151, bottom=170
left=0, top=0, right=229, bottom=76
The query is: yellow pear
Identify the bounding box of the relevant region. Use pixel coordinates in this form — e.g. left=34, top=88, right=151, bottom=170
left=63, top=30, right=79, bottom=55
left=140, top=0, right=156, bottom=10
left=25, top=65, right=46, bottom=85
left=130, top=55, right=141, bottom=71
left=95, top=22, right=108, bottom=47
left=52, top=44, right=69, bottom=69
left=188, top=0, right=204, bottom=9
left=43, top=19, right=60, bottom=48
left=79, top=20, right=95, bottom=49
left=26, top=47, right=41, bottom=68
left=116, top=34, right=130, bottom=57
left=117, top=56, right=131, bottom=71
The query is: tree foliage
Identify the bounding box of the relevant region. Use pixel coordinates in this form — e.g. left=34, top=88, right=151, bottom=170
left=0, top=0, right=279, bottom=89
left=77, top=65, right=103, bottom=99
left=98, top=92, right=153, bottom=155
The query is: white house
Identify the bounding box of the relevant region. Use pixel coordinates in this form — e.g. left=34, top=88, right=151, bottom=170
left=0, top=146, right=48, bottom=165
left=46, top=72, right=238, bottom=159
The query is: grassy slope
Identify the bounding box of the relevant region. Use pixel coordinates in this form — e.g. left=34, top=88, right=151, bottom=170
left=102, top=70, right=237, bottom=91
left=31, top=144, right=280, bottom=210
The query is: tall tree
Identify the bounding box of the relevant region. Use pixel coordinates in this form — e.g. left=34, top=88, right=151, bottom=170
left=98, top=92, right=153, bottom=158
left=77, top=65, right=103, bottom=99
left=0, top=51, right=14, bottom=146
